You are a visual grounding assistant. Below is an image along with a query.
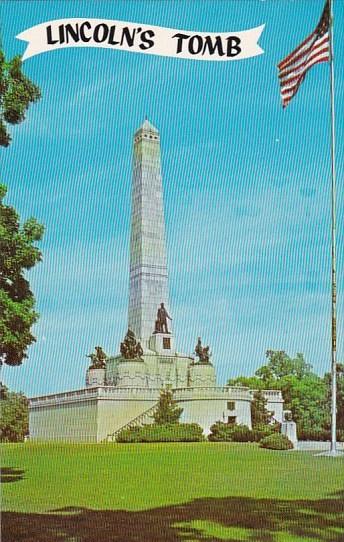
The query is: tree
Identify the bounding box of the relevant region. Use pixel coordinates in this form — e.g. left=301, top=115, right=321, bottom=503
left=282, top=373, right=329, bottom=433
left=251, top=390, right=271, bottom=427
left=0, top=50, right=41, bottom=146
left=0, top=384, right=29, bottom=442
left=0, top=184, right=44, bottom=366
left=227, top=350, right=329, bottom=434
left=337, top=364, right=344, bottom=431
left=324, top=363, right=344, bottom=431
left=153, top=389, right=183, bottom=425
left=256, top=350, right=312, bottom=384
left=227, top=375, right=265, bottom=390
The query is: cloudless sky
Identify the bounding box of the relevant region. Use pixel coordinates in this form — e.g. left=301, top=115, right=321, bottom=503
left=2, top=0, right=343, bottom=396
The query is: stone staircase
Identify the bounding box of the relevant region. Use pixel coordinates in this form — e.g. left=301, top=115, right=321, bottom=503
left=106, top=402, right=159, bottom=442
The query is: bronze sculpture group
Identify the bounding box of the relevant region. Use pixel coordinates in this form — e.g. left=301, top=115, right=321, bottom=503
left=120, top=329, right=143, bottom=360
left=88, top=306, right=210, bottom=366
left=194, top=337, right=211, bottom=364
left=87, top=346, right=107, bottom=369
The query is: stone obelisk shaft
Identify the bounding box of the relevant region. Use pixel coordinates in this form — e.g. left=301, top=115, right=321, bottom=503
left=128, top=120, right=170, bottom=346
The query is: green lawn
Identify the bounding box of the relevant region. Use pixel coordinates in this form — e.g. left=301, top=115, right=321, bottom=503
left=1, top=442, right=344, bottom=541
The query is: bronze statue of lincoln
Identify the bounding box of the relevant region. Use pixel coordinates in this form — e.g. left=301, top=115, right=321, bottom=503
left=156, top=302, right=172, bottom=334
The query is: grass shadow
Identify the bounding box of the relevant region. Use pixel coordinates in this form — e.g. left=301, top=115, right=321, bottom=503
left=2, top=492, right=344, bottom=542
left=0, top=467, right=25, bottom=484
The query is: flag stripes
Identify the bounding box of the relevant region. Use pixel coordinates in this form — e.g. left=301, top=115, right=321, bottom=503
left=278, top=0, right=330, bottom=108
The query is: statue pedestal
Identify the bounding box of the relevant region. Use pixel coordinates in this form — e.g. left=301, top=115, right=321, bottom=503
left=188, top=362, right=216, bottom=387
left=86, top=368, right=106, bottom=387
left=281, top=421, right=298, bottom=448
left=149, top=333, right=175, bottom=356
left=116, top=360, right=147, bottom=388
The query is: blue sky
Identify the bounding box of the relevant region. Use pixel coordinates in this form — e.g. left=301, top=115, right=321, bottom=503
left=2, top=0, right=343, bottom=396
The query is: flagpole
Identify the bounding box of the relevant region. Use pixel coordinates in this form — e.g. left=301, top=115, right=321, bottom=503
left=329, top=0, right=338, bottom=455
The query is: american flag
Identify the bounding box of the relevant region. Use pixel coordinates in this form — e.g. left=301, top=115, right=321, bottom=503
left=278, top=0, right=330, bottom=108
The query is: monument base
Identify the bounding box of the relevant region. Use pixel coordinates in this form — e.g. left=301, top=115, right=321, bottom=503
left=86, top=368, right=106, bottom=387
left=29, top=384, right=263, bottom=442
left=315, top=448, right=344, bottom=457
left=281, top=421, right=298, bottom=448
left=106, top=350, right=193, bottom=388
left=116, top=359, right=148, bottom=388
left=149, top=333, right=175, bottom=355
left=189, top=362, right=216, bottom=388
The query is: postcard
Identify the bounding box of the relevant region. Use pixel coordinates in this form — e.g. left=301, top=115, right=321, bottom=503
left=1, top=2, right=343, bottom=541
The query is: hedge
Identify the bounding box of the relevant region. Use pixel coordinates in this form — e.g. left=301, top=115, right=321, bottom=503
left=208, top=422, right=251, bottom=442
left=208, top=422, right=280, bottom=442
left=297, top=429, right=344, bottom=442
left=251, top=423, right=281, bottom=442
left=259, top=433, right=293, bottom=450
left=116, top=423, right=204, bottom=443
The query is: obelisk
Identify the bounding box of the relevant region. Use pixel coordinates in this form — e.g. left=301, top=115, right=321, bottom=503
left=128, top=120, right=171, bottom=347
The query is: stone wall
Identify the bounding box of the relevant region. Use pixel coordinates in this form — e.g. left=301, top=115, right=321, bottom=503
left=29, top=385, right=283, bottom=442
left=29, top=387, right=161, bottom=442
left=29, top=398, right=98, bottom=442
left=97, top=398, right=157, bottom=441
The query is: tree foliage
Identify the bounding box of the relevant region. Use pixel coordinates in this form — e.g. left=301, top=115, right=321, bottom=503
left=281, top=373, right=329, bottom=432
left=256, top=350, right=312, bottom=384
left=0, top=384, right=28, bottom=442
left=337, top=367, right=344, bottom=431
left=251, top=390, right=271, bottom=427
left=0, top=184, right=44, bottom=366
left=227, top=375, right=265, bottom=390
left=153, top=389, right=183, bottom=425
left=0, top=50, right=41, bottom=146
left=324, top=363, right=344, bottom=431
left=228, top=350, right=331, bottom=434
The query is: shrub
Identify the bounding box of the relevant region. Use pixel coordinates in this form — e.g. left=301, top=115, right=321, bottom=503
left=208, top=422, right=234, bottom=442
left=208, top=422, right=283, bottom=443
left=251, top=422, right=281, bottom=442
left=116, top=423, right=204, bottom=443
left=297, top=429, right=328, bottom=441
left=229, top=425, right=256, bottom=442
left=116, top=427, right=142, bottom=443
left=259, top=433, right=293, bottom=450
left=297, top=428, right=344, bottom=442
left=208, top=422, right=255, bottom=442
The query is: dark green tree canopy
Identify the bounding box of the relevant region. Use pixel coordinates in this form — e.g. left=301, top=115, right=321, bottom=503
left=324, top=363, right=344, bottom=431
left=0, top=184, right=44, bottom=366
left=0, top=384, right=29, bottom=442
left=337, top=367, right=344, bottom=431
left=228, top=349, right=331, bottom=434
left=256, top=350, right=313, bottom=383
left=0, top=51, right=41, bottom=147
left=153, top=389, right=183, bottom=425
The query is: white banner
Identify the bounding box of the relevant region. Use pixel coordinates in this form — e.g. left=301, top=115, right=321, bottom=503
left=17, top=19, right=265, bottom=62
